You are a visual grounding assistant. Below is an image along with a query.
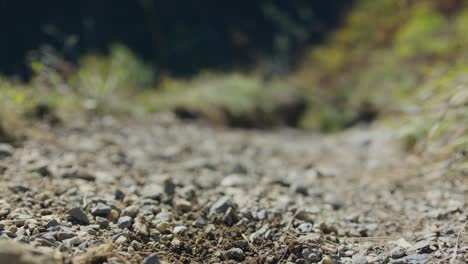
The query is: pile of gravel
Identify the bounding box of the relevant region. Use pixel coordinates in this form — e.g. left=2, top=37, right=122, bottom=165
left=0, top=114, right=466, bottom=263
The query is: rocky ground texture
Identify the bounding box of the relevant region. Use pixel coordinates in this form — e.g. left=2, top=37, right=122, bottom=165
left=0, top=113, right=466, bottom=263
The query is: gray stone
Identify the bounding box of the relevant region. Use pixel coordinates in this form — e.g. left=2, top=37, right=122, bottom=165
left=318, top=222, right=337, bottom=234
left=131, top=240, right=142, bottom=251
left=41, top=234, right=56, bottom=244
left=156, top=221, right=171, bottom=233
left=404, top=254, right=430, bottom=263
left=209, top=196, right=233, bottom=216
left=121, top=205, right=139, bottom=218
left=223, top=207, right=238, bottom=225
left=390, top=247, right=406, bottom=259
left=302, top=248, right=312, bottom=260
left=117, top=216, right=133, bottom=229
left=134, top=219, right=149, bottom=236
left=1, top=230, right=14, bottom=238
left=60, top=169, right=96, bottom=181
left=90, top=203, right=112, bottom=217
left=115, top=189, right=126, bottom=200
left=352, top=254, right=368, bottom=264
left=155, top=211, right=172, bottom=221
left=290, top=180, right=308, bottom=195
left=174, top=199, right=192, bottom=212
left=10, top=184, right=30, bottom=193
left=308, top=252, right=321, bottom=262
left=295, top=258, right=307, bottom=264
left=35, top=238, right=55, bottom=247
left=44, top=219, right=59, bottom=228
left=221, top=174, right=245, bottom=187
left=225, top=247, right=245, bottom=261
left=250, top=224, right=270, bottom=241
left=192, top=217, right=207, bottom=226
left=143, top=253, right=162, bottom=264
left=324, top=195, right=344, bottom=210
left=409, top=240, right=432, bottom=253
left=115, top=235, right=127, bottom=244
left=85, top=228, right=97, bottom=235
left=321, top=255, right=335, bottom=264
left=163, top=178, right=176, bottom=195
left=0, top=144, right=14, bottom=158
left=297, top=223, right=313, bottom=233
left=257, top=209, right=267, bottom=220
left=12, top=215, right=32, bottom=226
left=64, top=236, right=83, bottom=247
left=173, top=225, right=188, bottom=234
left=55, top=231, right=77, bottom=241
left=141, top=184, right=164, bottom=200
left=0, top=208, right=9, bottom=218
left=67, top=207, right=90, bottom=225
left=96, top=216, right=109, bottom=228
left=112, top=233, right=124, bottom=242
left=28, top=161, right=50, bottom=176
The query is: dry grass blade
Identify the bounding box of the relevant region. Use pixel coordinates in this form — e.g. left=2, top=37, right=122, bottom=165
left=286, top=208, right=302, bottom=230
left=241, top=233, right=258, bottom=253
left=450, top=221, right=467, bottom=264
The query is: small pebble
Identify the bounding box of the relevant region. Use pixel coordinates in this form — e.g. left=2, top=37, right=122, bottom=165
left=121, top=205, right=139, bottom=218
left=55, top=232, right=77, bottom=241
left=108, top=209, right=120, bottom=222
left=173, top=225, right=188, bottom=235
left=163, top=178, right=176, bottom=195
left=297, top=223, right=313, bottom=233
left=174, top=199, right=192, bottom=212
left=225, top=247, right=245, bottom=261
left=321, top=255, right=335, bottom=264
left=68, top=207, right=90, bottom=225
left=209, top=196, right=233, bottom=216
left=115, top=235, right=128, bottom=244
left=90, top=203, right=112, bottom=217
left=96, top=216, right=109, bottom=228
left=117, top=216, right=133, bottom=229
left=390, top=247, right=406, bottom=259
left=131, top=240, right=142, bottom=251
left=290, top=180, right=308, bottom=195
left=44, top=219, right=59, bottom=228
left=156, top=222, right=171, bottom=233
left=0, top=144, right=14, bottom=158
left=115, top=189, right=126, bottom=200
left=143, top=253, right=162, bottom=264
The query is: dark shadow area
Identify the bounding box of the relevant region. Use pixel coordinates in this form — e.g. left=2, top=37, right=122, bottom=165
left=0, top=0, right=350, bottom=78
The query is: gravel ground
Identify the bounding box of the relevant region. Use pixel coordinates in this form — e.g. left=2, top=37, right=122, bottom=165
left=0, top=113, right=466, bottom=264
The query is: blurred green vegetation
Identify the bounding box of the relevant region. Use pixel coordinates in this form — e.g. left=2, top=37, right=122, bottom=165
left=1, top=0, right=467, bottom=161
left=292, top=0, right=467, bottom=159
left=137, top=73, right=305, bottom=127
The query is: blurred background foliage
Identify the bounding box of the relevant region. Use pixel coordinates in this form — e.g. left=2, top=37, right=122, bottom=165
left=0, top=0, right=348, bottom=76
left=0, top=0, right=467, bottom=159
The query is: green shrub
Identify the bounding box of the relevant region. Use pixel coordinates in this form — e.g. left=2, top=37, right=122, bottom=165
left=143, top=73, right=305, bottom=127
left=70, top=44, right=155, bottom=112
left=395, top=12, right=454, bottom=58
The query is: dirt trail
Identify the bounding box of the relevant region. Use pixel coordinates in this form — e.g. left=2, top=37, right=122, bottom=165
left=0, top=113, right=466, bottom=263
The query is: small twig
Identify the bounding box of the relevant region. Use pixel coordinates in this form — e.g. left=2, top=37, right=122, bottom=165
left=82, top=192, right=88, bottom=208
left=278, top=244, right=289, bottom=262
left=241, top=233, right=258, bottom=253
left=286, top=208, right=302, bottom=230
left=437, top=241, right=447, bottom=259
left=450, top=221, right=467, bottom=264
